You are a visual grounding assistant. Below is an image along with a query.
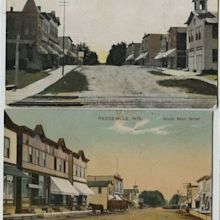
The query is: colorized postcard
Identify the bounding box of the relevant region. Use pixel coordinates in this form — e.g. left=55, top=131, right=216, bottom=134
left=4, top=109, right=213, bottom=220
left=5, top=0, right=218, bottom=108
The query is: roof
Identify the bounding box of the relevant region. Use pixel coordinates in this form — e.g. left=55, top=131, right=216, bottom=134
left=185, top=11, right=218, bottom=25
left=87, top=180, right=112, bottom=187
left=197, top=175, right=211, bottom=183
left=4, top=112, right=19, bottom=132
left=73, top=150, right=90, bottom=163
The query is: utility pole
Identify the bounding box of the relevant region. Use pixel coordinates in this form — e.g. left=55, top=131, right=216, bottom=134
left=15, top=35, right=20, bottom=90
left=59, top=0, right=70, bottom=76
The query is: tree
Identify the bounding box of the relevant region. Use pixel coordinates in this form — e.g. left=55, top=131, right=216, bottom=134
left=77, top=42, right=99, bottom=65
left=139, top=190, right=165, bottom=207
left=106, top=42, right=127, bottom=66
left=169, top=194, right=179, bottom=206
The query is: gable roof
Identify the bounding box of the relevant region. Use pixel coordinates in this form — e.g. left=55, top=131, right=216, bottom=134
left=87, top=180, right=112, bottom=187
left=197, top=175, right=211, bottom=183
left=73, top=150, right=90, bottom=162
left=22, top=0, right=38, bottom=14
left=185, top=11, right=218, bottom=25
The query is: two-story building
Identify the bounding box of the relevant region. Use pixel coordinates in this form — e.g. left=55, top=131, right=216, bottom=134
left=195, top=175, right=212, bottom=212
left=87, top=175, right=124, bottom=199
left=59, top=36, right=77, bottom=65
left=164, top=27, right=187, bottom=69
left=186, top=183, right=199, bottom=209
left=136, top=34, right=161, bottom=66
left=15, top=124, right=79, bottom=213
left=185, top=0, right=218, bottom=73
left=6, top=0, right=61, bottom=71
left=87, top=180, right=113, bottom=210
left=71, top=151, right=94, bottom=210
left=125, top=42, right=141, bottom=65
left=4, top=113, right=28, bottom=215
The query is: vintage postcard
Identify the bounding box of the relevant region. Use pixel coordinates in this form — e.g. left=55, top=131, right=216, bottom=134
left=3, top=109, right=213, bottom=219
left=4, top=0, right=218, bottom=108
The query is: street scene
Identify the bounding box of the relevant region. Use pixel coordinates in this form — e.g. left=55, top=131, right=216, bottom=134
left=5, top=0, right=218, bottom=108
left=4, top=109, right=213, bottom=219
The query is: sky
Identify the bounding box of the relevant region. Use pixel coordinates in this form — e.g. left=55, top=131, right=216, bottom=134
left=6, top=0, right=218, bottom=62
left=6, top=109, right=213, bottom=199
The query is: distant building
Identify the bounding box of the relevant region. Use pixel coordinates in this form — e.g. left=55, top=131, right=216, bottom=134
left=166, top=27, right=187, bottom=69
left=186, top=184, right=199, bottom=209
left=87, top=180, right=113, bottom=209
left=136, top=33, right=161, bottom=66
left=87, top=175, right=124, bottom=199
left=196, top=175, right=212, bottom=212
left=6, top=0, right=62, bottom=71
left=124, top=185, right=139, bottom=208
left=185, top=0, right=218, bottom=73
left=125, top=43, right=141, bottom=65
left=59, top=36, right=77, bottom=65
left=154, top=34, right=168, bottom=67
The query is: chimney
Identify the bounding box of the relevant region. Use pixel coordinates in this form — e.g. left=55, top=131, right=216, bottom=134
left=10, top=7, right=13, bottom=12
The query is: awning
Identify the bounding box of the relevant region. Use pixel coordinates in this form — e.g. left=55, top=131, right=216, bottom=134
left=4, top=164, right=29, bottom=178
left=126, top=54, right=134, bottom=61
left=114, top=195, right=122, bottom=200
left=154, top=52, right=166, bottom=60
left=135, top=52, right=148, bottom=61
left=68, top=51, right=77, bottom=58
left=73, top=182, right=95, bottom=196
left=194, top=195, right=200, bottom=201
left=44, top=44, right=59, bottom=56
left=50, top=176, right=79, bottom=196
left=50, top=42, right=63, bottom=54
left=37, top=44, right=48, bottom=55
left=108, top=195, right=114, bottom=200
left=163, top=48, right=176, bottom=58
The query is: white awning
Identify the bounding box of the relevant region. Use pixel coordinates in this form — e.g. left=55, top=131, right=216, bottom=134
left=154, top=52, right=166, bottom=60
left=29, top=184, right=42, bottom=189
left=163, top=48, right=176, bottom=58
left=126, top=54, right=134, bottom=61
left=108, top=195, right=114, bottom=200
left=114, top=195, right=122, bottom=200
left=37, top=44, right=48, bottom=55
left=44, top=44, right=59, bottom=56
left=50, top=176, right=79, bottom=196
left=135, top=52, right=148, bottom=61
left=68, top=51, right=77, bottom=58
left=73, top=182, right=95, bottom=196
left=51, top=42, right=63, bottom=54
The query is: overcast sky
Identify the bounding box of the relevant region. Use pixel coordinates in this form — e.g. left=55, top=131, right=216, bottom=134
left=6, top=109, right=212, bottom=199
left=6, top=0, right=219, bottom=62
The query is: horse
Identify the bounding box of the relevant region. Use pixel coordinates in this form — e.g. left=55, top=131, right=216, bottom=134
left=88, top=203, right=104, bottom=214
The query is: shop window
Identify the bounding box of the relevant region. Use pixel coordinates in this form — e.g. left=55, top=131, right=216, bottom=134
left=213, top=49, right=218, bottom=63
left=4, top=137, right=10, bottom=158
left=4, top=175, right=14, bottom=200
left=22, top=173, right=29, bottom=199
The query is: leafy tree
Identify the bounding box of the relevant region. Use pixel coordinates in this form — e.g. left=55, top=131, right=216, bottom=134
left=106, top=42, right=127, bottom=66
left=139, top=190, right=165, bottom=207
left=169, top=194, right=179, bottom=205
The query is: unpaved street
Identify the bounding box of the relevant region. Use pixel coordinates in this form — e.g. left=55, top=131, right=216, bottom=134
left=58, top=209, right=202, bottom=220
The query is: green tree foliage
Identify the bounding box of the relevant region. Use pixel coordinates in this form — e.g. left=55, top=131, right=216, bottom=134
left=139, top=190, right=165, bottom=207
left=169, top=194, right=179, bottom=205
left=106, top=42, right=127, bottom=66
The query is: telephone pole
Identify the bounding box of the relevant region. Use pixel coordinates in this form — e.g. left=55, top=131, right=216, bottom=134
left=59, top=0, right=70, bottom=76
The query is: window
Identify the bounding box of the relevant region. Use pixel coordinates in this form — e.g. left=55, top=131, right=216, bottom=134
left=22, top=173, right=29, bottom=199
left=4, top=137, right=10, bottom=158
left=28, top=146, right=33, bottom=163
left=36, top=150, right=40, bottom=165
left=4, top=175, right=14, bottom=200
left=98, top=187, right=102, bottom=194
left=188, top=30, right=194, bottom=43
left=213, top=49, right=218, bottom=63
left=213, top=25, right=218, bottom=39
left=54, top=157, right=57, bottom=170
left=42, top=152, right=46, bottom=167
left=63, top=161, right=66, bottom=173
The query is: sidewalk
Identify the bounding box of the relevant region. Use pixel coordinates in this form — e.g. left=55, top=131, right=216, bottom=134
left=5, top=65, right=78, bottom=105
left=190, top=210, right=211, bottom=220
left=159, top=67, right=217, bottom=87
left=4, top=210, right=92, bottom=220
